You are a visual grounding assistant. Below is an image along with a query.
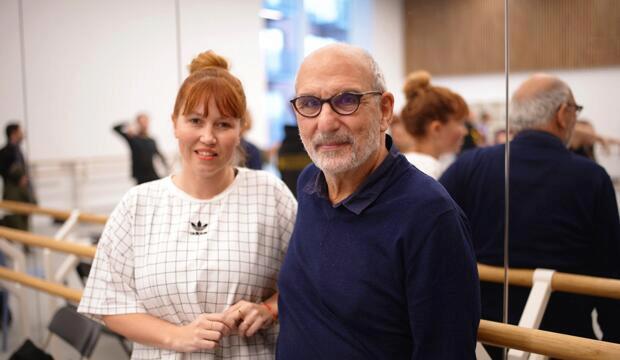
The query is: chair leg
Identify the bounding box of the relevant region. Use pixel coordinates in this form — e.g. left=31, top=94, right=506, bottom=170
left=119, top=337, right=132, bottom=356
left=42, top=331, right=53, bottom=349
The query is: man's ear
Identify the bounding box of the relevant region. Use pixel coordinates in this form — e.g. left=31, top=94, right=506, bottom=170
left=556, top=103, right=571, bottom=131
left=379, top=92, right=395, bottom=132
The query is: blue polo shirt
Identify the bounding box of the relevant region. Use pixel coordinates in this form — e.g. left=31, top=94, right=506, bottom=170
left=277, top=136, right=480, bottom=359
left=440, top=130, right=620, bottom=342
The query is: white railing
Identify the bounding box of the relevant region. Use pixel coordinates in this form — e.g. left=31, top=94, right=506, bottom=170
left=28, top=153, right=179, bottom=214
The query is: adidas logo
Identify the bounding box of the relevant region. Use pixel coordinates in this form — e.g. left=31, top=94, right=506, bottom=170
left=190, top=220, right=208, bottom=235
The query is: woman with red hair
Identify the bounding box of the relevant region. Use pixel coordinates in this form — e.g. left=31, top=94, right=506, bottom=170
left=395, top=70, right=469, bottom=179
left=79, top=51, right=297, bottom=359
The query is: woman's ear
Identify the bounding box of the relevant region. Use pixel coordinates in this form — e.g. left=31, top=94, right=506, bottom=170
left=429, top=120, right=443, bottom=134
left=171, top=115, right=179, bottom=139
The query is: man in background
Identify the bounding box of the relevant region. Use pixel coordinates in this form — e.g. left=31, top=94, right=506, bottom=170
left=0, top=122, right=37, bottom=230
left=440, top=74, right=620, bottom=357
left=0, top=122, right=37, bottom=328
left=113, top=113, right=168, bottom=184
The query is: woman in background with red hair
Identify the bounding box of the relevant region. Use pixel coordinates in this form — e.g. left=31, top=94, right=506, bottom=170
left=395, top=70, right=469, bottom=179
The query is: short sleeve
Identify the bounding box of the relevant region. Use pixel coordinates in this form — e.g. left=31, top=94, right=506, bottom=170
left=274, top=178, right=298, bottom=257
left=78, top=191, right=147, bottom=321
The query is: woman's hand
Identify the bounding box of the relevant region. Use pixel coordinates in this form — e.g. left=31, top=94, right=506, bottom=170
left=169, top=313, right=235, bottom=352
left=224, top=300, right=276, bottom=337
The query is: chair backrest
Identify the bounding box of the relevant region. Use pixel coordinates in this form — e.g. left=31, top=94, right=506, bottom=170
left=48, top=305, right=102, bottom=358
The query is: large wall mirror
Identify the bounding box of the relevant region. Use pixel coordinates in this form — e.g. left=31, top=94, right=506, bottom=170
left=503, top=0, right=620, bottom=358
left=404, top=0, right=510, bottom=356
left=404, top=0, right=620, bottom=359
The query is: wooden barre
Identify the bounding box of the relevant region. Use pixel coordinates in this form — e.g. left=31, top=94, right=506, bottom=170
left=4, top=225, right=620, bottom=300
left=0, top=266, right=82, bottom=303
left=0, top=200, right=108, bottom=225
left=1, top=266, right=620, bottom=359
left=3, top=221, right=620, bottom=300
left=0, top=226, right=96, bottom=258
left=478, top=319, right=620, bottom=360
left=478, top=263, right=620, bottom=300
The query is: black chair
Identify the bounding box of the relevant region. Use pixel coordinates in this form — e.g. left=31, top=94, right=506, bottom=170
left=74, top=262, right=132, bottom=356
left=45, top=304, right=102, bottom=359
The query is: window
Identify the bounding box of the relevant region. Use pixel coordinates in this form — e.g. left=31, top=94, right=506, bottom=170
left=260, top=0, right=352, bottom=145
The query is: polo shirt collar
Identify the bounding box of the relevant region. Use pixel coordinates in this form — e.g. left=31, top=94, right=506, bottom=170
left=304, top=135, right=400, bottom=215
left=513, top=129, right=566, bottom=149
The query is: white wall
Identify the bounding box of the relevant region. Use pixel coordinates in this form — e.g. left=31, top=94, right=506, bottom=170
left=20, top=0, right=179, bottom=160
left=434, top=68, right=620, bottom=177
left=179, top=0, right=266, bottom=147
left=0, top=0, right=25, bottom=135
left=0, top=0, right=265, bottom=161
left=0, top=0, right=265, bottom=212
left=369, top=0, right=405, bottom=111
left=349, top=0, right=406, bottom=111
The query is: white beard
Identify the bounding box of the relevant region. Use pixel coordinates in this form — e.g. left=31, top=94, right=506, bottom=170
left=301, top=119, right=381, bottom=175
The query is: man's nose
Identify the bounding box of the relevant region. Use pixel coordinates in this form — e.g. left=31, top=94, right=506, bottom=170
left=316, top=103, right=341, bottom=133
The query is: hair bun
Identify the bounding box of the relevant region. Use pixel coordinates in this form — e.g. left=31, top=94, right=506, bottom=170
left=403, top=70, right=431, bottom=99
left=188, top=50, right=229, bottom=74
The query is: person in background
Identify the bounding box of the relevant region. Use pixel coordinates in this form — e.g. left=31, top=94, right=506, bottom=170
left=569, top=119, right=620, bottom=162
left=475, top=111, right=493, bottom=146
left=79, top=50, right=297, bottom=359
left=277, top=124, right=312, bottom=196
left=493, top=129, right=508, bottom=145
left=277, top=43, right=479, bottom=359
left=398, top=70, right=469, bottom=179
left=113, top=113, right=168, bottom=184
left=0, top=122, right=37, bottom=230
left=460, top=117, right=483, bottom=152
left=388, top=114, right=415, bottom=155
left=240, top=111, right=263, bottom=170
left=0, top=122, right=36, bottom=329
left=440, top=74, right=620, bottom=358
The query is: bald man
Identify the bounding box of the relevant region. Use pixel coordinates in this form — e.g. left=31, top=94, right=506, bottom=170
left=440, top=74, right=620, bottom=356
left=277, top=44, right=480, bottom=359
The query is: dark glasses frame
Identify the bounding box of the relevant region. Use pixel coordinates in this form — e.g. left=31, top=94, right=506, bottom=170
left=289, top=91, right=383, bottom=118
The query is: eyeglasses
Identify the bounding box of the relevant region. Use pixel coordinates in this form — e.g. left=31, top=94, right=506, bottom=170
left=566, top=102, right=584, bottom=115
left=290, top=91, right=383, bottom=118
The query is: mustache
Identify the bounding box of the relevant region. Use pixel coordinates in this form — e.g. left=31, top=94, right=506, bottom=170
left=312, top=132, right=353, bottom=146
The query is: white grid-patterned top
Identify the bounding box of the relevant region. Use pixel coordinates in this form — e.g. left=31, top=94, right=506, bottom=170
left=78, top=168, right=297, bottom=359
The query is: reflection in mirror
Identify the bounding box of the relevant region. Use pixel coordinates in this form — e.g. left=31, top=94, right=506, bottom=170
left=408, top=0, right=620, bottom=358
left=503, top=1, right=620, bottom=358
left=404, top=0, right=510, bottom=357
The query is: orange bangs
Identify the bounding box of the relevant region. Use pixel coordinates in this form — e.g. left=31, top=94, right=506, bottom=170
left=173, top=68, right=246, bottom=121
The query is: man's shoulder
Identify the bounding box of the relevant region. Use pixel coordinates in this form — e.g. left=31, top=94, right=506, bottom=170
left=459, top=144, right=504, bottom=163
left=388, top=162, right=459, bottom=216
left=442, top=145, right=504, bottom=178
left=567, top=151, right=607, bottom=172
left=0, top=144, right=14, bottom=155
